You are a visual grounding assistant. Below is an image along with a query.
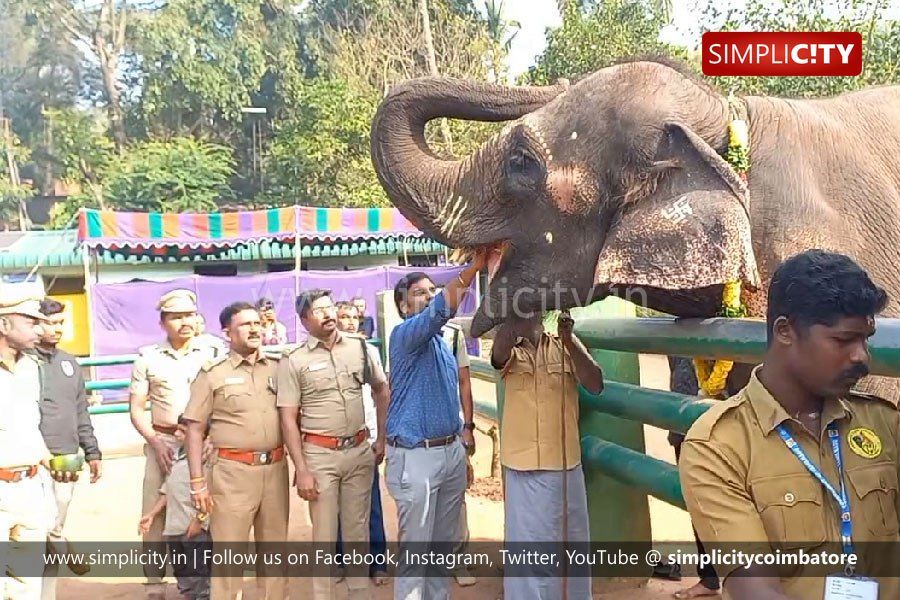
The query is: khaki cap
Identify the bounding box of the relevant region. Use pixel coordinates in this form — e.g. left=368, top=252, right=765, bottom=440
left=157, top=289, right=198, bottom=313
left=0, top=284, right=47, bottom=320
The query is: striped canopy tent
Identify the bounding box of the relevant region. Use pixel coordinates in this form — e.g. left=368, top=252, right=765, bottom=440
left=77, top=206, right=427, bottom=258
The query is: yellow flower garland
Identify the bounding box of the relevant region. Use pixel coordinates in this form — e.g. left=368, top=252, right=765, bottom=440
left=692, top=111, right=749, bottom=398
left=694, top=280, right=744, bottom=397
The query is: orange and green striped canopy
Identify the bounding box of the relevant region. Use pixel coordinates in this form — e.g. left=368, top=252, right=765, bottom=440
left=77, top=206, right=424, bottom=255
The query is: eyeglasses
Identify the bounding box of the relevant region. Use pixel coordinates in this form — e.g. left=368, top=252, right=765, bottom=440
left=310, top=306, right=336, bottom=316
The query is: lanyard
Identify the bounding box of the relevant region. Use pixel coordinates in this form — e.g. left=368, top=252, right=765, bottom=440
left=775, top=424, right=853, bottom=556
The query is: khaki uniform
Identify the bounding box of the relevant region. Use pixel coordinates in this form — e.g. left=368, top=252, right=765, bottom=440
left=1, top=353, right=53, bottom=600
left=276, top=332, right=386, bottom=600
left=499, top=333, right=580, bottom=471
left=680, top=367, right=900, bottom=600
left=130, top=337, right=220, bottom=592
left=497, top=332, right=592, bottom=600
left=184, top=350, right=288, bottom=600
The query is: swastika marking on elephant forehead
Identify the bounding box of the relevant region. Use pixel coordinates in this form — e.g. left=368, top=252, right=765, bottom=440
left=661, top=197, right=692, bottom=225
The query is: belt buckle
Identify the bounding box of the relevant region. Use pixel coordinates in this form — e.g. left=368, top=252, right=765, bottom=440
left=257, top=452, right=270, bottom=465
left=338, top=436, right=353, bottom=450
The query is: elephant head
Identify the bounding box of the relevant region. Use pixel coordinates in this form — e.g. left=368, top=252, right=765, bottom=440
left=371, top=60, right=759, bottom=337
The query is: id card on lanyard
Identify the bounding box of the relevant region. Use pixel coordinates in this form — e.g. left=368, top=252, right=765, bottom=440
left=776, top=424, right=878, bottom=600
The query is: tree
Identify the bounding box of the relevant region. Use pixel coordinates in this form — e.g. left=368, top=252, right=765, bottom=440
left=418, top=0, right=454, bottom=151
left=265, top=77, right=383, bottom=207
left=526, top=0, right=686, bottom=85
left=0, top=0, right=82, bottom=193
left=49, top=136, right=234, bottom=226
left=484, top=0, right=521, bottom=83
left=129, top=0, right=302, bottom=199
left=0, top=120, right=34, bottom=230
left=41, top=108, right=113, bottom=213
left=23, top=0, right=131, bottom=150
left=262, top=0, right=500, bottom=208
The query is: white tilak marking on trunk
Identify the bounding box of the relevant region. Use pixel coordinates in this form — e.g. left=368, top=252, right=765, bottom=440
left=440, top=198, right=461, bottom=234
left=444, top=199, right=469, bottom=238
left=570, top=131, right=578, bottom=140
left=436, top=195, right=455, bottom=222
left=439, top=195, right=461, bottom=223
left=439, top=196, right=464, bottom=233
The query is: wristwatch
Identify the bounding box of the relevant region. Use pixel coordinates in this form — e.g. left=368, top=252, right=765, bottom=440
left=463, top=422, right=476, bottom=431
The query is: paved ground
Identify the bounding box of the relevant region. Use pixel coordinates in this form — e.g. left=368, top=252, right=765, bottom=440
left=53, top=355, right=707, bottom=599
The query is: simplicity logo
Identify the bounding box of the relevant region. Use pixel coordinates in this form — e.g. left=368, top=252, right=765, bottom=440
left=702, top=32, right=863, bottom=76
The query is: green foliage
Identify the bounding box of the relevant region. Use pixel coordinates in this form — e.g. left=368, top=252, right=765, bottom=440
left=527, top=0, right=687, bottom=85
left=0, top=131, right=35, bottom=225
left=131, top=0, right=303, bottom=136
left=8, top=0, right=900, bottom=232
left=49, top=137, right=234, bottom=226
left=104, top=138, right=234, bottom=213
left=699, top=0, right=900, bottom=97
left=41, top=108, right=114, bottom=187
left=265, top=77, right=385, bottom=207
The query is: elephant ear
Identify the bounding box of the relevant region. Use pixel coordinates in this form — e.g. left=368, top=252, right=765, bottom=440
left=594, top=122, right=760, bottom=298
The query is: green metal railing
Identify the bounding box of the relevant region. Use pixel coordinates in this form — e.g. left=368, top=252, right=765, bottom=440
left=81, top=338, right=382, bottom=415
left=468, top=316, right=900, bottom=510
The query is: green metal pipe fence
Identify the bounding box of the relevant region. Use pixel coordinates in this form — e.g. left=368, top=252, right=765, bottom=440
left=575, top=316, right=900, bottom=377
left=79, top=318, right=900, bottom=511
left=82, top=339, right=381, bottom=415
left=581, top=435, right=685, bottom=509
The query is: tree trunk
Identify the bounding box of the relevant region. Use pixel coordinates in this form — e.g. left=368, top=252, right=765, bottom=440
left=97, top=0, right=127, bottom=152
left=417, top=0, right=453, bottom=153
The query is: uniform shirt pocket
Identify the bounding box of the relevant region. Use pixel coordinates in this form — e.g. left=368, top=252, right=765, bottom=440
left=505, top=360, right=534, bottom=391
left=846, top=464, right=899, bottom=538
left=750, top=475, right=827, bottom=549
left=215, top=382, right=253, bottom=411
left=306, top=368, right=338, bottom=393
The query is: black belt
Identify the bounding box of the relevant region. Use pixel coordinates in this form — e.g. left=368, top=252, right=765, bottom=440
left=387, top=434, right=457, bottom=449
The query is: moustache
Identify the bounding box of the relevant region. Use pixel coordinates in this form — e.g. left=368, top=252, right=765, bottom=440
left=839, top=364, right=870, bottom=382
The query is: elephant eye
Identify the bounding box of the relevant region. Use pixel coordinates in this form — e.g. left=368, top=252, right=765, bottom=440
left=508, top=147, right=541, bottom=175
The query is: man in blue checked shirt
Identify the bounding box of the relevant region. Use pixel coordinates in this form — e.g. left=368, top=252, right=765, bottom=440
left=385, top=251, right=487, bottom=600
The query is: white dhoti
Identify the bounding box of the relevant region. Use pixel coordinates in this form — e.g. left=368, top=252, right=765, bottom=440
left=503, top=464, right=592, bottom=600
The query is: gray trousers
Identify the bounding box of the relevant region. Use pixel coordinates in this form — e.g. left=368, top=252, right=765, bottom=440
left=385, top=439, right=467, bottom=600
left=41, top=479, right=75, bottom=600
left=503, top=465, right=592, bottom=600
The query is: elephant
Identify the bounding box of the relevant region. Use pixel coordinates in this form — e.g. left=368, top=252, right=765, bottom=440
left=370, top=58, right=900, bottom=400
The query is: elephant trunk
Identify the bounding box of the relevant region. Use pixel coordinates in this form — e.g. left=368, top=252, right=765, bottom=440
left=370, top=77, right=568, bottom=246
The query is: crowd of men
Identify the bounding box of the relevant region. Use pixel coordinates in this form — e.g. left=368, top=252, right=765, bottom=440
left=1, top=249, right=899, bottom=600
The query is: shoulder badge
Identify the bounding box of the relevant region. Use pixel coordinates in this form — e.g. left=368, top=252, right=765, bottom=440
left=683, top=393, right=747, bottom=442
left=847, top=390, right=896, bottom=408
left=847, top=427, right=882, bottom=459
left=201, top=354, right=228, bottom=372
left=282, top=344, right=302, bottom=359
left=137, top=344, right=159, bottom=356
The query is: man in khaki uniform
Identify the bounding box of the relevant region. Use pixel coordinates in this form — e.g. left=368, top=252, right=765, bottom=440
left=128, top=289, right=220, bottom=599
left=492, top=310, right=603, bottom=600
left=278, top=289, right=389, bottom=600
left=0, top=287, right=52, bottom=600
left=185, top=301, right=288, bottom=600
left=681, top=251, right=900, bottom=600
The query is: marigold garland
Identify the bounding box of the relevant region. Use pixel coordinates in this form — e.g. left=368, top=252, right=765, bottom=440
left=693, top=111, right=750, bottom=398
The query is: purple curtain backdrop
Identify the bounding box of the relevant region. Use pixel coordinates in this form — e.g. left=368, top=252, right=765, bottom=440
left=90, top=266, right=474, bottom=401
